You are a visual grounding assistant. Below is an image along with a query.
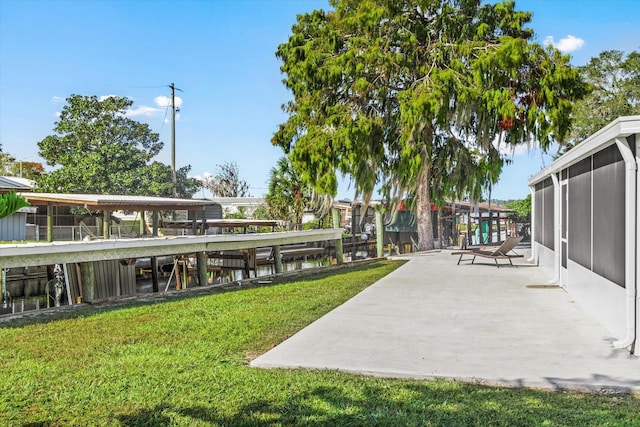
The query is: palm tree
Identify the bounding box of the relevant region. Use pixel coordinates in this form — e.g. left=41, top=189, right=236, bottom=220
left=0, top=192, right=30, bottom=219
left=266, top=157, right=307, bottom=227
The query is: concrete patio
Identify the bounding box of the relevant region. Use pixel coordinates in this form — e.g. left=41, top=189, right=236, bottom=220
left=251, top=247, right=640, bottom=393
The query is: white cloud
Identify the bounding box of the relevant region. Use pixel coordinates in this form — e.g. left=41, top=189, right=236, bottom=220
left=50, top=93, right=185, bottom=121
left=193, top=172, right=213, bottom=182
left=543, top=35, right=585, bottom=53
left=99, top=94, right=119, bottom=102
left=125, top=106, right=162, bottom=117
left=498, top=143, right=532, bottom=157
left=119, top=94, right=184, bottom=119
left=155, top=95, right=183, bottom=108
left=494, top=132, right=535, bottom=157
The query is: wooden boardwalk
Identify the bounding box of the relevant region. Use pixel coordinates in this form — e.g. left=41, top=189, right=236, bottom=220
left=1, top=230, right=343, bottom=308
left=0, top=229, right=342, bottom=269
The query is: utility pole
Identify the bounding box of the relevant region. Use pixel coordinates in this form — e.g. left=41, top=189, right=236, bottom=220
left=168, top=83, right=182, bottom=198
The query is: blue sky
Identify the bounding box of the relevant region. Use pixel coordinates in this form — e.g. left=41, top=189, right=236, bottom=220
left=1, top=0, right=638, bottom=201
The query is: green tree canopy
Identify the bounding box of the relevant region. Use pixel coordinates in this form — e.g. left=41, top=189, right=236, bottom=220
left=273, top=0, right=588, bottom=249
left=560, top=49, right=640, bottom=154
left=138, top=161, right=201, bottom=199
left=37, top=94, right=199, bottom=198
left=505, top=194, right=530, bottom=223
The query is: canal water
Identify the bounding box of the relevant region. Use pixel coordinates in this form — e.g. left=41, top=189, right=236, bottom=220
left=135, top=258, right=333, bottom=294
left=1, top=251, right=374, bottom=316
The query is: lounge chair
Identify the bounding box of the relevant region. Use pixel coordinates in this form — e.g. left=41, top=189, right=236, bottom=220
left=451, top=235, right=524, bottom=268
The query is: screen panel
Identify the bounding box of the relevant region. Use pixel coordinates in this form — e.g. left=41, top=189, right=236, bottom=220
left=592, top=144, right=625, bottom=287
left=568, top=157, right=592, bottom=270
left=561, top=182, right=567, bottom=239
left=534, top=181, right=544, bottom=244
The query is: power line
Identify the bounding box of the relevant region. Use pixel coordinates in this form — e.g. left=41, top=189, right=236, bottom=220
left=84, top=83, right=169, bottom=89
left=117, top=84, right=168, bottom=89
left=160, top=102, right=170, bottom=133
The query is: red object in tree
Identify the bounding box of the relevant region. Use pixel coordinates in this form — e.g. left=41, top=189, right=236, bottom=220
left=498, top=115, right=515, bottom=130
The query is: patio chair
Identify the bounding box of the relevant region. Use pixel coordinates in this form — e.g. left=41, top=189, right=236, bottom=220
left=451, top=235, right=524, bottom=268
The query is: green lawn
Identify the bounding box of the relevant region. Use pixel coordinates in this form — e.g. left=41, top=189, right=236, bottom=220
left=1, top=260, right=638, bottom=426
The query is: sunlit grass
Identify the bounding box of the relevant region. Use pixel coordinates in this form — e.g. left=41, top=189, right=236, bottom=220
left=1, top=259, right=638, bottom=426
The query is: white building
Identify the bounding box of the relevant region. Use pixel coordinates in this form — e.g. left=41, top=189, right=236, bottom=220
left=528, top=116, right=640, bottom=356
left=209, top=197, right=265, bottom=218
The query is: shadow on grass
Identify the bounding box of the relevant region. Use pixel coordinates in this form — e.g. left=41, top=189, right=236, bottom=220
left=115, top=381, right=639, bottom=427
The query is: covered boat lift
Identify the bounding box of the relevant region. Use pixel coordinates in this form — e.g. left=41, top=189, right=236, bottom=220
left=17, top=192, right=219, bottom=242
left=3, top=193, right=344, bottom=313
left=1, top=229, right=342, bottom=309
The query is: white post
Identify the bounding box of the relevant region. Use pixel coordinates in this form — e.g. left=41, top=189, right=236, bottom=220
left=549, top=173, right=561, bottom=284
left=635, top=134, right=640, bottom=356
left=527, top=185, right=536, bottom=264
left=612, top=137, right=637, bottom=351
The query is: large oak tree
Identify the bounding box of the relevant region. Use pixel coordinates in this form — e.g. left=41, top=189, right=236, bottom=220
left=273, top=0, right=588, bottom=249
left=37, top=95, right=199, bottom=198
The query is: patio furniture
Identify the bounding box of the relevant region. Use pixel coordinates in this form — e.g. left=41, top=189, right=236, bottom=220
left=451, top=235, right=524, bottom=267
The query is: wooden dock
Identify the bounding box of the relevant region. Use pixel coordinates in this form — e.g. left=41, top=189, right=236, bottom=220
left=1, top=229, right=343, bottom=307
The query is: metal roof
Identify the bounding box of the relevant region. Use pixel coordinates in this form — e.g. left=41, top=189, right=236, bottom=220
left=528, top=115, right=640, bottom=186
left=0, top=176, right=33, bottom=192
left=446, top=200, right=512, bottom=213
left=17, top=192, right=218, bottom=211
left=209, top=197, right=265, bottom=205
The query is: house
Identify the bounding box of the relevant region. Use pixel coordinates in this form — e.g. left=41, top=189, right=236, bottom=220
left=528, top=116, right=640, bottom=355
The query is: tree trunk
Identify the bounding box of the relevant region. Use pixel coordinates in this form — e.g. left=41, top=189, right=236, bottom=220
left=416, top=167, right=434, bottom=251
